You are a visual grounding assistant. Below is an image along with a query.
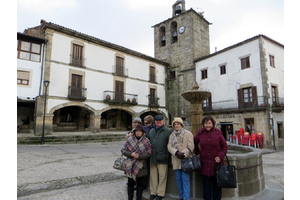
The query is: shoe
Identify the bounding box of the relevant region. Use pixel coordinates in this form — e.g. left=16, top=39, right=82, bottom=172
left=150, top=194, right=157, bottom=200
left=156, top=196, right=164, bottom=200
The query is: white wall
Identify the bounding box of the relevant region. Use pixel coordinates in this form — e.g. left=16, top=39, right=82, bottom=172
left=48, top=31, right=166, bottom=113
left=195, top=39, right=263, bottom=104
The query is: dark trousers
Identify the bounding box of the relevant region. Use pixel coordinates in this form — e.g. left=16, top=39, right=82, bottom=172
left=128, top=176, right=145, bottom=188
left=203, top=175, right=222, bottom=200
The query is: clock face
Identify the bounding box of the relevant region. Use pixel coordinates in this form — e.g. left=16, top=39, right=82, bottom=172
left=179, top=26, right=185, bottom=34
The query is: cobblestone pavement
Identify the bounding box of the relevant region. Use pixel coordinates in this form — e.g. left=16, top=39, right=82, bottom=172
left=17, top=140, right=284, bottom=200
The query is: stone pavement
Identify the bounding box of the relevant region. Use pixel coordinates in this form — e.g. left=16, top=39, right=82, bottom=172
left=17, top=138, right=284, bottom=200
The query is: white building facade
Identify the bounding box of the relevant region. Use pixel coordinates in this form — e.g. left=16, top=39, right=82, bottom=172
left=24, top=21, right=169, bottom=134
left=194, top=35, right=284, bottom=149
left=17, top=33, right=47, bottom=132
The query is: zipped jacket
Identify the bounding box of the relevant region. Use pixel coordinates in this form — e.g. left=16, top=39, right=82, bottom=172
left=194, top=127, right=228, bottom=177
left=148, top=125, right=172, bottom=164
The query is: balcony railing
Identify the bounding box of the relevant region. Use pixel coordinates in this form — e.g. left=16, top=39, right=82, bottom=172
left=103, top=90, right=138, bottom=105
left=203, top=96, right=269, bottom=112
left=68, top=86, right=87, bottom=101
left=112, top=65, right=128, bottom=77
left=70, top=54, right=87, bottom=67
left=272, top=97, right=284, bottom=107
left=149, top=96, right=160, bottom=107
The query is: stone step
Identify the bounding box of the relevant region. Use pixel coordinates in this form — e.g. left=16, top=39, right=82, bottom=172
left=17, top=134, right=126, bottom=145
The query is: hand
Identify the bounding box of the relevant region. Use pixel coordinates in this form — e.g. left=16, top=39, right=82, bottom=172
left=131, top=152, right=139, bottom=159
left=215, top=156, right=221, bottom=163
left=175, top=151, right=185, bottom=159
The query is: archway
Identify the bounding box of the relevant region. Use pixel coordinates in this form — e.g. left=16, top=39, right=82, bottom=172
left=100, top=109, right=132, bottom=131
left=52, top=105, right=94, bottom=132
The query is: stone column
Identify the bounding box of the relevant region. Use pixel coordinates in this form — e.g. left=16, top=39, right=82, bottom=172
left=90, top=111, right=101, bottom=133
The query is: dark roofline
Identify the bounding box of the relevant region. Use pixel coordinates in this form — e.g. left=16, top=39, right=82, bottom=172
left=152, top=8, right=211, bottom=28
left=40, top=21, right=169, bottom=67
left=17, top=32, right=48, bottom=43
left=193, top=34, right=284, bottom=63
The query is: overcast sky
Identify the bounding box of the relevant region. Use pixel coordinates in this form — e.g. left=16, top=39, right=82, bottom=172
left=17, top=0, right=284, bottom=57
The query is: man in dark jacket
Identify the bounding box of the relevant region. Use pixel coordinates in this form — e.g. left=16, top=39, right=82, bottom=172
left=147, top=115, right=171, bottom=200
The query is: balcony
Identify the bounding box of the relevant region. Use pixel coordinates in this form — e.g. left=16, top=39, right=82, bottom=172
left=112, top=65, right=128, bottom=77
left=203, top=96, right=269, bottom=113
left=103, top=91, right=138, bottom=105
left=149, top=96, right=160, bottom=107
left=68, top=86, right=87, bottom=101
left=70, top=54, right=87, bottom=68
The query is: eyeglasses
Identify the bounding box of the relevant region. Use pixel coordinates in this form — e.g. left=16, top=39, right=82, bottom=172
left=144, top=122, right=149, bottom=125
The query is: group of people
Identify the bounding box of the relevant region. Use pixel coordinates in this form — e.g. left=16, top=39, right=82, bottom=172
left=121, top=115, right=228, bottom=200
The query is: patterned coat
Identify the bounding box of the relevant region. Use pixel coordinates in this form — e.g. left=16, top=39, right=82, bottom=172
left=194, top=127, right=228, bottom=177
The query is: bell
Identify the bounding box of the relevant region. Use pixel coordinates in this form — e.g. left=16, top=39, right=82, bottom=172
left=173, top=31, right=178, bottom=37
left=175, top=5, right=182, bottom=14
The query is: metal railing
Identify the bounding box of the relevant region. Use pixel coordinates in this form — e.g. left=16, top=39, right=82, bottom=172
left=68, top=86, right=87, bottom=101
left=112, top=65, right=128, bottom=77
left=148, top=96, right=160, bottom=107
left=103, top=90, right=138, bottom=105
left=70, top=54, right=87, bottom=67
left=203, top=96, right=269, bottom=112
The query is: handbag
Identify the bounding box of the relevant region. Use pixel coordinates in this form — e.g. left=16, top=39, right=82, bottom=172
left=113, top=155, right=126, bottom=171
left=181, top=148, right=201, bottom=172
left=215, top=155, right=237, bottom=188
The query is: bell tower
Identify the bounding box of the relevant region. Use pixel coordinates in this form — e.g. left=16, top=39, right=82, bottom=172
left=153, top=0, right=211, bottom=125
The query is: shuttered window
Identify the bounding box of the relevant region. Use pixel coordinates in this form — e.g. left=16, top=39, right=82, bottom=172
left=201, top=69, right=208, bottom=79
left=269, top=55, right=275, bottom=67
left=17, top=70, right=30, bottom=85
left=116, top=57, right=124, bottom=75
left=150, top=66, right=156, bottom=82
left=115, top=80, right=124, bottom=101
left=72, top=44, right=83, bottom=66
left=241, top=57, right=250, bottom=69
left=238, top=86, right=257, bottom=108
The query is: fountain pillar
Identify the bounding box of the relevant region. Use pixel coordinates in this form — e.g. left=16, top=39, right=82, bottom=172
left=181, top=82, right=211, bottom=135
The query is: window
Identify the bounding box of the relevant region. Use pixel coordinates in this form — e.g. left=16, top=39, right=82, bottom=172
left=17, top=40, right=41, bottom=62
left=115, top=80, right=124, bottom=101
left=17, top=70, right=30, bottom=85
left=71, top=44, right=83, bottom=67
left=245, top=118, right=255, bottom=133
left=149, top=88, right=157, bottom=105
left=269, top=55, right=275, bottom=67
left=271, top=86, right=277, bottom=104
left=241, top=56, right=250, bottom=69
left=238, top=86, right=258, bottom=108
left=220, top=65, right=226, bottom=75
left=169, top=70, right=176, bottom=80
left=201, top=69, right=208, bottom=79
left=71, top=74, right=83, bottom=98
left=150, top=66, right=156, bottom=82
left=116, top=56, right=124, bottom=76
left=202, top=95, right=212, bottom=111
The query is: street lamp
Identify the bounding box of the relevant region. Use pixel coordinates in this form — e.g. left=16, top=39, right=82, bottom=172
left=41, top=80, right=50, bottom=145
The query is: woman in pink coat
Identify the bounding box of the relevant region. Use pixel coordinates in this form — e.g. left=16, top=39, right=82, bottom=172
left=194, top=116, right=228, bottom=200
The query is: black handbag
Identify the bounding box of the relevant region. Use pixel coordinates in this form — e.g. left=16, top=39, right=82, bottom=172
left=113, top=155, right=126, bottom=171
left=215, top=155, right=237, bottom=188
left=181, top=148, right=201, bottom=172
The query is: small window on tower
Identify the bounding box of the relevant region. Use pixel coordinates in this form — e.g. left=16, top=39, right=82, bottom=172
left=169, top=70, right=176, bottom=79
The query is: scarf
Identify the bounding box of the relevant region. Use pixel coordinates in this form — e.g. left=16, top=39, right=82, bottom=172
left=170, top=128, right=185, bottom=149
left=121, top=135, right=151, bottom=181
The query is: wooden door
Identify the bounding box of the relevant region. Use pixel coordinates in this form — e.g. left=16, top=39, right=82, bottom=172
left=115, top=80, right=124, bottom=101
left=71, top=74, right=82, bottom=97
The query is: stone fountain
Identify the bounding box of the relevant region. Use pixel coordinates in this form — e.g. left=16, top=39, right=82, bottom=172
left=181, top=82, right=211, bottom=135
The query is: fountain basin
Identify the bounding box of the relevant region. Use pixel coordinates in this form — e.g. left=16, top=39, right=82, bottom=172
left=163, top=144, right=265, bottom=199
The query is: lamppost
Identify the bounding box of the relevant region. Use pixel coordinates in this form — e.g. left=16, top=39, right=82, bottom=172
left=41, top=80, right=50, bottom=145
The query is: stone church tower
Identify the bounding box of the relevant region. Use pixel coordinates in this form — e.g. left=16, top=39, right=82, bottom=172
left=153, top=0, right=211, bottom=125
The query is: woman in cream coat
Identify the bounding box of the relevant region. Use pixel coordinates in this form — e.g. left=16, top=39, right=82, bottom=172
left=167, top=117, right=195, bottom=200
